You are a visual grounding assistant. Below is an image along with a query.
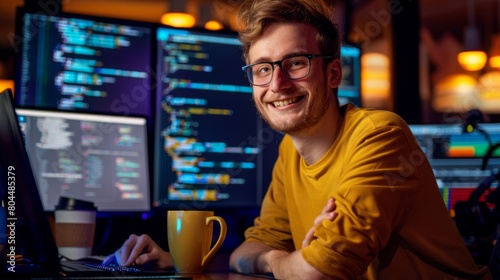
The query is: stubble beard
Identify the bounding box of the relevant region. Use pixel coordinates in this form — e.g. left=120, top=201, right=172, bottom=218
left=255, top=82, right=331, bottom=135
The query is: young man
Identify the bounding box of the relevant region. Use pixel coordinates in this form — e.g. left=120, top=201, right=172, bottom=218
left=106, top=0, right=491, bottom=278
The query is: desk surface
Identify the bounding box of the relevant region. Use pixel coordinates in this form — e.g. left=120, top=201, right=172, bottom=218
left=186, top=252, right=275, bottom=280
left=184, top=272, right=274, bottom=280
left=3, top=252, right=275, bottom=279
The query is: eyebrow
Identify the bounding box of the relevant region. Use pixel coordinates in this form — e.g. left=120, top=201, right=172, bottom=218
left=249, top=51, right=310, bottom=65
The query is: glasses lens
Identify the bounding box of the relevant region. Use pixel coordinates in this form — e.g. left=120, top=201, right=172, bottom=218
left=281, top=56, right=310, bottom=80
left=245, top=55, right=312, bottom=86
left=247, top=63, right=273, bottom=85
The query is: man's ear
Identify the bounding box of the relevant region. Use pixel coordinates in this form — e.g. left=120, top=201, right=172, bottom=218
left=327, top=59, right=342, bottom=88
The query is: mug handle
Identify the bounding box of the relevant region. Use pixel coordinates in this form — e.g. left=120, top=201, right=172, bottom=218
left=201, top=216, right=227, bottom=267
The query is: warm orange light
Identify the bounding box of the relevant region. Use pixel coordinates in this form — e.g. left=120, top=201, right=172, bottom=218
left=432, top=74, right=477, bottom=112
left=361, top=53, right=390, bottom=105
left=478, top=71, right=500, bottom=113
left=490, top=56, right=500, bottom=69
left=0, top=79, right=14, bottom=94
left=489, top=35, right=500, bottom=69
left=457, top=50, right=487, bottom=71
left=161, top=12, right=195, bottom=28
left=204, top=20, right=223, bottom=31
left=479, top=71, right=500, bottom=98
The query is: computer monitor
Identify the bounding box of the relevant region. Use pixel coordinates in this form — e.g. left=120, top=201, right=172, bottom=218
left=15, top=108, right=151, bottom=212
left=338, top=44, right=361, bottom=107
left=408, top=122, right=500, bottom=211
left=13, top=9, right=154, bottom=120
left=152, top=27, right=282, bottom=209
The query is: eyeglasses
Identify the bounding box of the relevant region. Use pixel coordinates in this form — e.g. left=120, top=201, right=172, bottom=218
left=242, top=54, right=333, bottom=86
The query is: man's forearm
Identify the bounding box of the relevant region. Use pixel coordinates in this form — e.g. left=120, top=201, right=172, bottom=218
left=230, top=241, right=332, bottom=279
left=229, top=241, right=275, bottom=273
left=266, top=250, right=332, bottom=280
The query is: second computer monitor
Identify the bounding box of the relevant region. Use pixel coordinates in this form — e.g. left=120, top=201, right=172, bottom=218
left=338, top=44, right=361, bottom=107
left=14, top=9, right=154, bottom=119
left=409, top=122, right=500, bottom=211
left=16, top=108, right=151, bottom=212
left=153, top=27, right=283, bottom=209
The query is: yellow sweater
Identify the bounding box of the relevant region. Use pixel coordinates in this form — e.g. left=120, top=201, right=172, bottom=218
left=244, top=103, right=491, bottom=279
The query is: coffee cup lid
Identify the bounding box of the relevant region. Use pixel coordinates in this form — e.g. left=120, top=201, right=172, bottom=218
left=55, top=196, right=97, bottom=211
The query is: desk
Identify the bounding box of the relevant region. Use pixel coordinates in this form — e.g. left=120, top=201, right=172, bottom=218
left=185, top=252, right=275, bottom=280
left=1, top=252, right=276, bottom=279
left=184, top=272, right=274, bottom=280
left=2, top=267, right=274, bottom=280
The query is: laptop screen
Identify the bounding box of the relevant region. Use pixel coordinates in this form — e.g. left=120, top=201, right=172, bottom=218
left=15, top=109, right=151, bottom=212
left=0, top=89, right=61, bottom=271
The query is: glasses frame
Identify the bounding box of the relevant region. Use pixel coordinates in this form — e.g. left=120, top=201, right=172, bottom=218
left=242, top=54, right=333, bottom=86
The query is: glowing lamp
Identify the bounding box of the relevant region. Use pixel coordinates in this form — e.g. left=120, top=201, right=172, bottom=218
left=161, top=12, right=195, bottom=28
left=457, top=2, right=487, bottom=72
left=361, top=53, right=390, bottom=108
left=489, top=34, right=500, bottom=69
left=205, top=20, right=223, bottom=31
left=458, top=51, right=488, bottom=71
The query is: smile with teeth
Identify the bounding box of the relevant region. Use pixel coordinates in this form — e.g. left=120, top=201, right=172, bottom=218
left=273, top=97, right=299, bottom=108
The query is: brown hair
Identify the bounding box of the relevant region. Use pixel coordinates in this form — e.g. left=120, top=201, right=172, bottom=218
left=237, top=0, right=341, bottom=62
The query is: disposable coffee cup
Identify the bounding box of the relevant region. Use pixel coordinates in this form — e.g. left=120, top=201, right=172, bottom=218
left=54, top=197, right=97, bottom=260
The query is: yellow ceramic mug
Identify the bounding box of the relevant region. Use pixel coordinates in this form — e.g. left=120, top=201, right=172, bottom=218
left=167, top=210, right=227, bottom=273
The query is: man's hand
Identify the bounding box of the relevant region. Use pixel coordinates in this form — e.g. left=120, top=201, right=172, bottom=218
left=230, top=198, right=338, bottom=279
left=302, top=197, right=337, bottom=248
left=102, top=234, right=173, bottom=269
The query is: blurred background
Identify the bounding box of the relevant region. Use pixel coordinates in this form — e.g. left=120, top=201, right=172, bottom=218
left=0, top=0, right=499, bottom=124
left=2, top=0, right=500, bottom=267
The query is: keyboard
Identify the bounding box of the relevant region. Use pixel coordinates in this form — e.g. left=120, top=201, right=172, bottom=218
left=84, top=262, right=142, bottom=273
left=59, top=259, right=184, bottom=279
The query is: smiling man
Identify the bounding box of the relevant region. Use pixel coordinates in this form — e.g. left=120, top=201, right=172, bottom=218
left=228, top=0, right=491, bottom=279
left=105, top=0, right=491, bottom=279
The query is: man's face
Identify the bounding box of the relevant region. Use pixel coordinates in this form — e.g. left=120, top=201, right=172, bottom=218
left=247, top=22, right=341, bottom=135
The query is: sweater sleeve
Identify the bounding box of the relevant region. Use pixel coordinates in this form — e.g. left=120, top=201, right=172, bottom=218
left=243, top=137, right=294, bottom=252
